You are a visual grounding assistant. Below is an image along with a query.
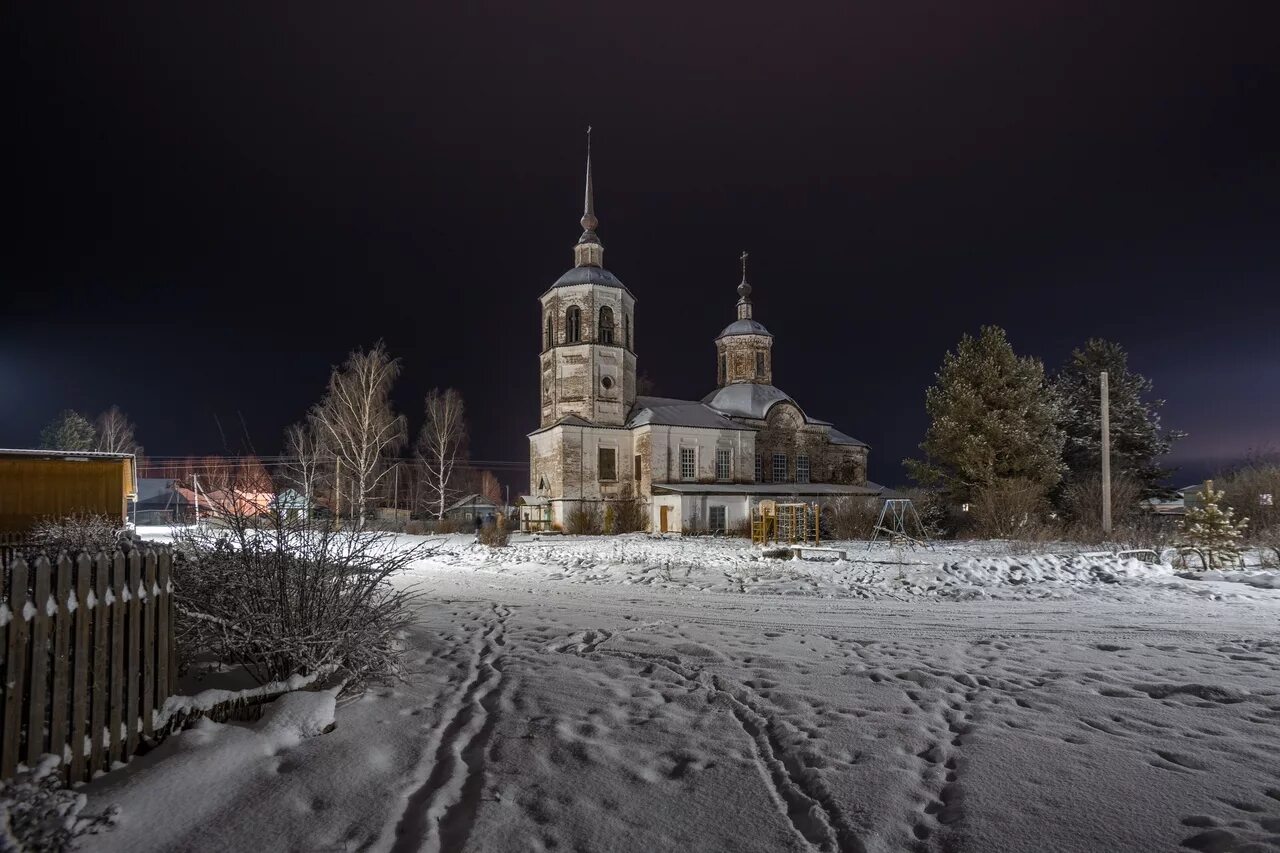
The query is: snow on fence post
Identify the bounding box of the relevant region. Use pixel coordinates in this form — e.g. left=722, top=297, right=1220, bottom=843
left=107, top=551, right=126, bottom=766
left=26, top=556, right=51, bottom=767
left=89, top=551, right=110, bottom=776
left=1, top=558, right=28, bottom=779
left=48, top=554, right=74, bottom=769
left=70, top=552, right=92, bottom=784
left=125, top=549, right=142, bottom=757
left=142, top=549, right=157, bottom=739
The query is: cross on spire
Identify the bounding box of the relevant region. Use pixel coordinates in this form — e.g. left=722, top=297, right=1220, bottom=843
left=737, top=251, right=752, bottom=303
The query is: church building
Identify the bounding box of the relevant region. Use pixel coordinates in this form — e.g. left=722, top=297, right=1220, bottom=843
left=526, top=145, right=885, bottom=533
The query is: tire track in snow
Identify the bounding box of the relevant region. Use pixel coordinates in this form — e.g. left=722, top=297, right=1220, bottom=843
left=391, top=604, right=508, bottom=853
left=551, top=632, right=865, bottom=853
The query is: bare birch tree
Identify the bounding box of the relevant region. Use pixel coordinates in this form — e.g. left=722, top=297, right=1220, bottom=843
left=283, top=420, right=329, bottom=511
left=94, top=405, right=142, bottom=454
left=417, top=388, right=468, bottom=520
left=311, top=342, right=406, bottom=527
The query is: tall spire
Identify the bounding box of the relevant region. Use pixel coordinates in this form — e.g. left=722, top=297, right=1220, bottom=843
left=580, top=126, right=597, bottom=235
left=736, top=251, right=753, bottom=319
left=573, top=127, right=604, bottom=268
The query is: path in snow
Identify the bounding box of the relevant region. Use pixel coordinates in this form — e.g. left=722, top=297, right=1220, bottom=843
left=81, top=539, right=1280, bottom=853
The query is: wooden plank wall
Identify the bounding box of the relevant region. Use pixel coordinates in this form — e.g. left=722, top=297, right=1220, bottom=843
left=0, top=457, right=131, bottom=532
left=0, top=546, right=176, bottom=783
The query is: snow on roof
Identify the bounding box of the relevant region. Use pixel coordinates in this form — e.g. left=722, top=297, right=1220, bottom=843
left=626, top=397, right=750, bottom=430
left=444, top=493, right=499, bottom=513
left=827, top=428, right=870, bottom=448
left=544, top=265, right=632, bottom=296
left=0, top=448, right=135, bottom=460
left=652, top=482, right=886, bottom=496
left=715, top=318, right=772, bottom=339
left=700, top=383, right=795, bottom=419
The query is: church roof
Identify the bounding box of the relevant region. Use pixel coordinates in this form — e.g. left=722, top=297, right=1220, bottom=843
left=716, top=318, right=772, bottom=339
left=546, top=265, right=631, bottom=294
left=626, top=396, right=749, bottom=430
left=827, top=427, right=870, bottom=448
left=700, top=383, right=795, bottom=419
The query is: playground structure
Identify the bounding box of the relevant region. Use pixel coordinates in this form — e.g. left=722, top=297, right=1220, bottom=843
left=751, top=500, right=820, bottom=546
left=867, top=498, right=931, bottom=550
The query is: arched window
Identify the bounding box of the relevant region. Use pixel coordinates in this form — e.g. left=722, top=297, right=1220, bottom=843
left=719, top=353, right=727, bottom=383
left=545, top=315, right=553, bottom=350
left=599, top=306, right=615, bottom=344
left=624, top=313, right=631, bottom=349
left=565, top=305, right=581, bottom=343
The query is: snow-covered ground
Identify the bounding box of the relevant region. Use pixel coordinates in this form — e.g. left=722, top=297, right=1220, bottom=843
left=83, top=533, right=1280, bottom=853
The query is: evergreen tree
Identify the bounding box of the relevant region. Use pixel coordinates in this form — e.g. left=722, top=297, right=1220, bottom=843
left=1179, top=480, right=1248, bottom=570
left=1053, top=339, right=1182, bottom=497
left=38, top=410, right=97, bottom=451
left=905, top=326, right=1064, bottom=502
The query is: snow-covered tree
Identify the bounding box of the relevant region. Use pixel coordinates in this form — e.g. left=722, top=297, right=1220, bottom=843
left=39, top=410, right=96, bottom=451
left=94, top=405, right=142, bottom=455
left=417, top=388, right=468, bottom=520
left=1053, top=338, right=1182, bottom=497
left=905, top=326, right=1064, bottom=503
left=1179, top=480, right=1248, bottom=570
left=283, top=420, right=328, bottom=510
left=311, top=342, right=406, bottom=527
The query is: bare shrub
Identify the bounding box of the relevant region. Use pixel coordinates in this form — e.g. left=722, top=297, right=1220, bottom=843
left=404, top=519, right=428, bottom=535
left=1060, top=474, right=1143, bottom=538
left=0, top=756, right=117, bottom=851
left=173, top=486, right=432, bottom=693
left=1110, top=512, right=1181, bottom=557
left=610, top=499, right=645, bottom=534
left=434, top=517, right=462, bottom=534
left=29, top=514, right=123, bottom=554
left=1219, top=460, right=1280, bottom=563
left=478, top=515, right=509, bottom=547
left=970, top=478, right=1051, bottom=539
left=728, top=518, right=752, bottom=539
left=824, top=496, right=879, bottom=540
left=897, top=488, right=953, bottom=539
left=565, top=503, right=603, bottom=535
left=682, top=514, right=705, bottom=536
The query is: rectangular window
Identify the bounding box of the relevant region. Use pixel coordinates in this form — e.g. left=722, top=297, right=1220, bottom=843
left=796, top=454, right=810, bottom=484
left=715, top=448, right=731, bottom=481
left=756, top=351, right=765, bottom=377
left=598, top=447, right=617, bottom=481
left=755, top=454, right=762, bottom=483
left=634, top=454, right=642, bottom=482
left=680, top=446, right=696, bottom=480
left=772, top=453, right=788, bottom=483
left=708, top=505, right=727, bottom=533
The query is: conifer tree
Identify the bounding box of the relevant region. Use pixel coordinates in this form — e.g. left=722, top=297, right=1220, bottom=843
left=1179, top=480, right=1248, bottom=570
left=1053, top=339, right=1182, bottom=497
left=905, top=325, right=1064, bottom=503
left=38, top=410, right=97, bottom=451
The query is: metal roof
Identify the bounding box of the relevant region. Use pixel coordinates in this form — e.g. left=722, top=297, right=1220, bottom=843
left=701, top=383, right=795, bottom=419
left=827, top=428, right=870, bottom=448
left=545, top=265, right=630, bottom=293
left=652, top=482, right=887, bottom=496
left=716, top=318, right=772, bottom=339
left=627, top=397, right=750, bottom=430
left=0, top=448, right=135, bottom=460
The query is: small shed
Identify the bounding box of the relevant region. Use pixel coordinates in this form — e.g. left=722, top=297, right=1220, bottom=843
left=443, top=494, right=500, bottom=524
left=272, top=488, right=310, bottom=521
left=134, top=478, right=195, bottom=525
left=0, top=448, right=136, bottom=533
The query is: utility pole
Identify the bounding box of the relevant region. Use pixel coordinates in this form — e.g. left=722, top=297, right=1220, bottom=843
left=393, top=462, right=400, bottom=519
left=334, top=457, right=341, bottom=520
left=1100, top=370, right=1112, bottom=535
left=193, top=473, right=200, bottom=528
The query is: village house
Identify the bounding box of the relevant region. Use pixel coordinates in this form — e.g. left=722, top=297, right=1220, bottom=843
left=528, top=146, right=886, bottom=533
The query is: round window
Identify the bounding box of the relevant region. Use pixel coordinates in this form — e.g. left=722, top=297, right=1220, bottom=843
left=601, top=376, right=614, bottom=390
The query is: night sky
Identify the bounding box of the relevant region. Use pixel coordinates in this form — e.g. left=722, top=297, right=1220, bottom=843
left=6, top=2, right=1279, bottom=488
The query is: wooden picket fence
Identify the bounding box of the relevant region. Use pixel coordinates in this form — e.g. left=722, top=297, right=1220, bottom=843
left=1, top=547, right=176, bottom=784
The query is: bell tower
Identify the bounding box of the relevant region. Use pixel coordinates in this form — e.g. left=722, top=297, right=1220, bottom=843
left=715, top=252, right=773, bottom=387
left=538, top=131, right=637, bottom=427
